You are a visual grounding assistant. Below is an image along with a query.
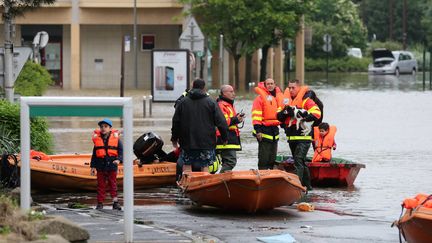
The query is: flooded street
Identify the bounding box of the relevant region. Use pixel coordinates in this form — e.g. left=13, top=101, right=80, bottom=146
left=38, top=72, right=432, bottom=225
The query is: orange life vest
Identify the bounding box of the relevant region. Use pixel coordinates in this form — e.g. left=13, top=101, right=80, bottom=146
left=30, top=150, right=51, bottom=161
left=402, top=193, right=432, bottom=209
left=282, top=86, right=310, bottom=126
left=254, top=85, right=283, bottom=126
left=92, top=129, right=120, bottom=158
left=312, top=125, right=337, bottom=162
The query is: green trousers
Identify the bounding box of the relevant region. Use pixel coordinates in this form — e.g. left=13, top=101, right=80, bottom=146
left=258, top=140, right=278, bottom=170
left=218, top=150, right=237, bottom=173
left=289, top=141, right=312, bottom=190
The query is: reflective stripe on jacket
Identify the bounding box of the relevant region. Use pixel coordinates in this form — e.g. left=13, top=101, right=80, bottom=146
left=92, top=130, right=120, bottom=158
left=282, top=86, right=322, bottom=141
left=251, top=82, right=283, bottom=141
left=252, top=85, right=283, bottom=127
left=312, top=126, right=336, bottom=162
left=216, top=99, right=241, bottom=150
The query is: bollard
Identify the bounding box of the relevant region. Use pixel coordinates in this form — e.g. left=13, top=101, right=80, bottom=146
left=143, top=96, right=146, bottom=118
left=148, top=95, right=153, bottom=116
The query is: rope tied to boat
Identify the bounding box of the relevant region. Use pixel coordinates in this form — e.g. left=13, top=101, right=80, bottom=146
left=222, top=179, right=231, bottom=198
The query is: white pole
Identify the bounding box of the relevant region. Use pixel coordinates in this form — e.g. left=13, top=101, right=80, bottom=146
left=20, top=100, right=31, bottom=210
left=123, top=98, right=134, bottom=242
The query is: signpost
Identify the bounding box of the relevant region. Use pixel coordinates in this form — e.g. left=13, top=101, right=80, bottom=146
left=179, top=17, right=205, bottom=79
left=322, top=34, right=332, bottom=82
left=20, top=97, right=134, bottom=242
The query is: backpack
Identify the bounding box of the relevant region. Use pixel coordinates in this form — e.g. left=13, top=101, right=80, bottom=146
left=304, top=90, right=324, bottom=127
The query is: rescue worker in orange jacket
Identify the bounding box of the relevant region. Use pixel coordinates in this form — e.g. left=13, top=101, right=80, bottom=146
left=91, top=118, right=123, bottom=210
left=312, top=122, right=337, bottom=162
left=216, top=85, right=244, bottom=172
left=277, top=79, right=322, bottom=191
left=252, top=78, right=284, bottom=170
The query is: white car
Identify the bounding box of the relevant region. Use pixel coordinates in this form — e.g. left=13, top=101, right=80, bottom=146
left=368, top=48, right=417, bottom=76
left=347, top=48, right=363, bottom=58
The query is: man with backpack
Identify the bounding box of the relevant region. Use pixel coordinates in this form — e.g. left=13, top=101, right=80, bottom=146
left=277, top=79, right=322, bottom=192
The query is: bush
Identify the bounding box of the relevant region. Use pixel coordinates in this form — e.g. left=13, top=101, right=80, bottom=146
left=0, top=100, right=52, bottom=154
left=15, top=62, right=53, bottom=96
left=305, top=57, right=370, bottom=72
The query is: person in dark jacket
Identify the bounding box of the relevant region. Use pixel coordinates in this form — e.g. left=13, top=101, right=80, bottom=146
left=171, top=78, right=228, bottom=173
left=90, top=118, right=123, bottom=210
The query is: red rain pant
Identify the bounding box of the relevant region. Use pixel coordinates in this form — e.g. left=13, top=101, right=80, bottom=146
left=96, top=170, right=118, bottom=203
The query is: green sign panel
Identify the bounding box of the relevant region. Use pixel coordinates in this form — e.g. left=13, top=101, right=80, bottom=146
left=30, top=106, right=123, bottom=117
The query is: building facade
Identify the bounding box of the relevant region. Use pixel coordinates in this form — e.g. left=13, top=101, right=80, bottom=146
left=1, top=0, right=184, bottom=90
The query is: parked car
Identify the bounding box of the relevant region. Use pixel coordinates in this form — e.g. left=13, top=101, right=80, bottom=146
left=347, top=48, right=363, bottom=58
left=368, top=48, right=417, bottom=75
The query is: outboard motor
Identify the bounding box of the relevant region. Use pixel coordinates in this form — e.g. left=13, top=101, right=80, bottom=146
left=133, top=132, right=164, bottom=161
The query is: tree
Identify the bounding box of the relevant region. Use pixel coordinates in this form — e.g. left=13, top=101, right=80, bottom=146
left=359, top=0, right=425, bottom=45
left=1, top=0, right=55, bottom=102
left=181, top=0, right=308, bottom=90
left=306, top=0, right=368, bottom=59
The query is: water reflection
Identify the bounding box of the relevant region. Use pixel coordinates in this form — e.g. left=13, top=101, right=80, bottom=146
left=305, top=71, right=429, bottom=91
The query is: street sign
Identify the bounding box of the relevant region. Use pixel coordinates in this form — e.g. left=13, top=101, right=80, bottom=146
left=322, top=43, right=332, bottom=52
left=179, top=17, right=205, bottom=52
left=323, top=34, right=331, bottom=43
left=0, top=47, right=33, bottom=88
left=196, top=51, right=204, bottom=57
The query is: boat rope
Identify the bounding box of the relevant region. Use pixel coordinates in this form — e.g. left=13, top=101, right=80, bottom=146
left=396, top=205, right=405, bottom=243
left=251, top=169, right=261, bottom=182
left=222, top=179, right=231, bottom=198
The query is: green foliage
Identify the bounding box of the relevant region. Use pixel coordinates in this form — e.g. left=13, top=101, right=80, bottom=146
left=15, top=61, right=53, bottom=96
left=181, top=0, right=310, bottom=86
left=305, top=57, right=370, bottom=72
left=0, top=225, right=11, bottom=235
left=0, top=100, right=53, bottom=154
left=27, top=210, right=46, bottom=221
left=359, top=0, right=426, bottom=45
left=305, top=0, right=367, bottom=58
left=1, top=0, right=56, bottom=19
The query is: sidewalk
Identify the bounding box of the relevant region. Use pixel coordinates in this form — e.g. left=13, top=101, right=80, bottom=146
left=45, top=203, right=398, bottom=243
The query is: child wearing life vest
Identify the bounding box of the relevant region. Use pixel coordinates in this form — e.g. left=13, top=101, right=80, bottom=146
left=312, top=122, right=337, bottom=162
left=90, top=118, right=123, bottom=210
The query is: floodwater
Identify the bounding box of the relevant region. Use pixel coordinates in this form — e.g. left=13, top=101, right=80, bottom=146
left=35, top=72, right=432, bottom=223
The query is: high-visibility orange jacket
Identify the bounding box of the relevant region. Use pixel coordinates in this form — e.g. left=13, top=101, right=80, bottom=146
left=251, top=82, right=283, bottom=141
left=280, top=86, right=322, bottom=141
left=312, top=125, right=337, bottom=162
left=92, top=129, right=120, bottom=158
left=216, top=97, right=241, bottom=150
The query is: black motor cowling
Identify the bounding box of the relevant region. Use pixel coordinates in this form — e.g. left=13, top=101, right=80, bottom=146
left=133, top=132, right=164, bottom=160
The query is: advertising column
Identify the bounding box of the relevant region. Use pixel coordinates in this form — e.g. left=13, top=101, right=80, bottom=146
left=151, top=50, right=189, bottom=102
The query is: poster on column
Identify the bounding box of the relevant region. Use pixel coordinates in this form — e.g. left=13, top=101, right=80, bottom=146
left=151, top=49, right=190, bottom=102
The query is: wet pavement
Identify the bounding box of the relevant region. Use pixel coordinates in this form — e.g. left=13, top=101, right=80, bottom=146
left=43, top=203, right=397, bottom=242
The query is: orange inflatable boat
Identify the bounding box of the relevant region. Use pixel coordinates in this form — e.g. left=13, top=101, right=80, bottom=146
left=394, top=194, right=432, bottom=243
left=178, top=170, right=305, bottom=213
left=6, top=153, right=176, bottom=192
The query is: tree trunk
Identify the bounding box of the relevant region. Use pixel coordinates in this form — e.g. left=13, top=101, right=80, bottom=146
left=4, top=3, right=15, bottom=102
left=234, top=56, right=240, bottom=90
left=245, top=53, right=252, bottom=91
left=260, top=44, right=270, bottom=81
